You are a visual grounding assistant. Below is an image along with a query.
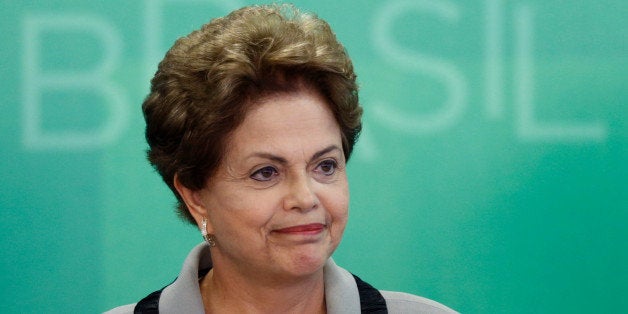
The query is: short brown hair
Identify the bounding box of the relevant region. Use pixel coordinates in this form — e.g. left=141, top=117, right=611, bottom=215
left=143, top=4, right=362, bottom=224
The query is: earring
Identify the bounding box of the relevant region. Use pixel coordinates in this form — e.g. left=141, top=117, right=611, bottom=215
left=201, top=217, right=217, bottom=247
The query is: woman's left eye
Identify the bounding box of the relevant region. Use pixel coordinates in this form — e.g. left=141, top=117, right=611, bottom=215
left=315, top=159, right=337, bottom=176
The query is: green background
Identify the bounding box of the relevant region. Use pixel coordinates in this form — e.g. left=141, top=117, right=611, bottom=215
left=1, top=0, right=626, bottom=313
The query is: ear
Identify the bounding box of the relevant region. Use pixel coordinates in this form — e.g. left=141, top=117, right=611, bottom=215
left=174, top=174, right=212, bottom=232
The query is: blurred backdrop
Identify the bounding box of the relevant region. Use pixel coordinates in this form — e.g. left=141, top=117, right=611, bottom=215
left=1, top=0, right=626, bottom=313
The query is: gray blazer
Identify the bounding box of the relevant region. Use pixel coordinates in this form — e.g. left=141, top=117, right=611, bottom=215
left=105, top=243, right=456, bottom=313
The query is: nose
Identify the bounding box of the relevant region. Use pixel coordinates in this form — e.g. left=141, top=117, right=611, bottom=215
left=283, top=173, right=319, bottom=212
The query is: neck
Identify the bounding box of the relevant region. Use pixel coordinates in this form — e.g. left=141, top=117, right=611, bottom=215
left=200, top=264, right=326, bottom=314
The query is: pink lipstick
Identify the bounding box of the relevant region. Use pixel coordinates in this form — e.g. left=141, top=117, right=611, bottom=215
left=274, top=223, right=325, bottom=235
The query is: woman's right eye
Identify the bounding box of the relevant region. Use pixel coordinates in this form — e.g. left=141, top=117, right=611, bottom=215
left=250, top=166, right=278, bottom=181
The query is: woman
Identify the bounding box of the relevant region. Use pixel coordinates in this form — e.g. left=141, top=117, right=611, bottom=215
left=107, top=4, right=456, bottom=313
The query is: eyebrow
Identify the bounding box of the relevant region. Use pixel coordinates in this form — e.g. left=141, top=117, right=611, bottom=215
left=249, top=145, right=342, bottom=164
left=311, top=145, right=342, bottom=161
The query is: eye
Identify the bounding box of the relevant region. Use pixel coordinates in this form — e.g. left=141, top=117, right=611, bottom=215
left=315, top=159, right=337, bottom=176
left=250, top=166, right=278, bottom=181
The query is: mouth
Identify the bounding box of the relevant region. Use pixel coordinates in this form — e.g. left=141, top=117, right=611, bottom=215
left=273, top=223, right=326, bottom=235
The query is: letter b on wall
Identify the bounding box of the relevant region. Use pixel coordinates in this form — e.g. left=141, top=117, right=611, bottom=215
left=22, top=14, right=128, bottom=150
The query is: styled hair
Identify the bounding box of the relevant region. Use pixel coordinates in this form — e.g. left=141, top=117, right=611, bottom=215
left=143, top=4, right=362, bottom=224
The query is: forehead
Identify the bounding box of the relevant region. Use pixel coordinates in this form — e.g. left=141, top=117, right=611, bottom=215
left=225, top=86, right=341, bottom=156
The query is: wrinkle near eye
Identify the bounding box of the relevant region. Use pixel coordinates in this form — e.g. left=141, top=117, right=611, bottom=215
left=221, top=163, right=251, bottom=182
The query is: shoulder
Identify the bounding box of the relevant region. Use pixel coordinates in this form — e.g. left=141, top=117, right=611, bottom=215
left=381, top=290, right=458, bottom=314
left=103, top=243, right=210, bottom=313
left=102, top=303, right=135, bottom=314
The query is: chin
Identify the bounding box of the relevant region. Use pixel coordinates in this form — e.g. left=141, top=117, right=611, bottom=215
left=283, top=245, right=332, bottom=277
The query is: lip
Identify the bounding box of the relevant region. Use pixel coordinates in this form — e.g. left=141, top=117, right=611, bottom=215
left=273, top=223, right=326, bottom=235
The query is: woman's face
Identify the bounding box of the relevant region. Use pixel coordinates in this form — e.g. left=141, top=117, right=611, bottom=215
left=195, top=86, right=349, bottom=280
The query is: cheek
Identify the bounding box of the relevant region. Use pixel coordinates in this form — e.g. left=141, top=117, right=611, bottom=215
left=210, top=190, right=279, bottom=232
left=327, top=188, right=349, bottom=247
left=332, top=196, right=349, bottom=221
left=324, top=182, right=350, bottom=224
